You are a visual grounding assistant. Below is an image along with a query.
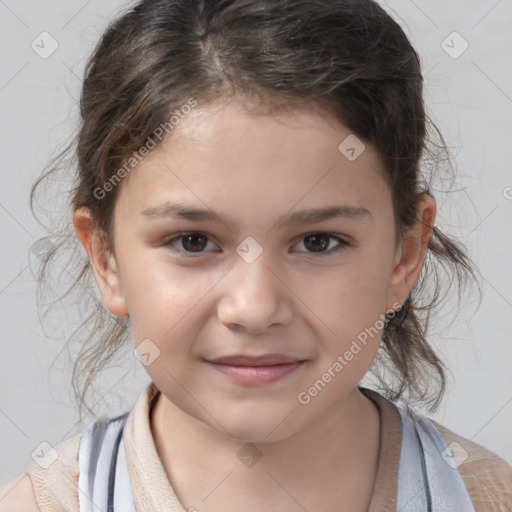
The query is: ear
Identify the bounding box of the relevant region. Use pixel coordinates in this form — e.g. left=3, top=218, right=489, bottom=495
left=73, top=207, right=128, bottom=317
left=386, top=193, right=436, bottom=311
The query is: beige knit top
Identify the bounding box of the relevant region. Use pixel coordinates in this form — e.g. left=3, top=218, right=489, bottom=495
left=1, top=381, right=511, bottom=511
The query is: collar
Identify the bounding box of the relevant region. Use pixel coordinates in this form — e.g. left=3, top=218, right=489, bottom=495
left=122, top=382, right=402, bottom=512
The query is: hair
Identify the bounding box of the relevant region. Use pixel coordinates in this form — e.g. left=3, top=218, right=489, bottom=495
left=30, top=0, right=480, bottom=418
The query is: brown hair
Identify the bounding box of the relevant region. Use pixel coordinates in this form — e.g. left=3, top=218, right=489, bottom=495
left=30, top=0, right=480, bottom=418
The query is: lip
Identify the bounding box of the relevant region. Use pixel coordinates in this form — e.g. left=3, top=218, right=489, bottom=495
left=209, top=354, right=303, bottom=366
left=206, top=354, right=306, bottom=386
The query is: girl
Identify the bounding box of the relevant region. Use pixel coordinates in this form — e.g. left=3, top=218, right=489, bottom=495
left=1, top=0, right=511, bottom=510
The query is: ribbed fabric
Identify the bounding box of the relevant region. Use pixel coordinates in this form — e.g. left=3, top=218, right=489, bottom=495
left=122, top=383, right=186, bottom=512
left=432, top=420, right=512, bottom=512
left=2, top=381, right=510, bottom=512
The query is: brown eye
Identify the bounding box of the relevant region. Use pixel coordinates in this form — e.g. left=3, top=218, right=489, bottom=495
left=295, top=233, right=349, bottom=256
left=165, top=232, right=217, bottom=257
left=303, top=233, right=331, bottom=252
left=180, top=233, right=208, bottom=252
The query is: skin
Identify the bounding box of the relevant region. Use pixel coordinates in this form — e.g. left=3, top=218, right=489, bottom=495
left=74, top=96, right=436, bottom=512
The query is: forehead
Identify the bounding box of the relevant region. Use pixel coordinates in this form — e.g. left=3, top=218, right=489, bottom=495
left=115, top=98, right=389, bottom=226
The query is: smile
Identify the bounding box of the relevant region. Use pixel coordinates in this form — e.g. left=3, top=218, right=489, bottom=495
left=207, top=361, right=305, bottom=385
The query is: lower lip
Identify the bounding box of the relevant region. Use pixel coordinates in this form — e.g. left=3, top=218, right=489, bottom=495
left=208, top=361, right=304, bottom=385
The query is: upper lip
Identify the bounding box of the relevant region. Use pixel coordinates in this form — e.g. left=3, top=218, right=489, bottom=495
left=207, top=354, right=304, bottom=366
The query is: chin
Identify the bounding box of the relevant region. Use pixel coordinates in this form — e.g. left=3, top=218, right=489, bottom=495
left=222, top=424, right=294, bottom=444
left=208, top=404, right=300, bottom=444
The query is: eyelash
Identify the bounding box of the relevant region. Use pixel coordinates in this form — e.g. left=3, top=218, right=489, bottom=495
left=163, top=232, right=351, bottom=258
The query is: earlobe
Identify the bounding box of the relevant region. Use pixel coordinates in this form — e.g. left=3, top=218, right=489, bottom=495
left=386, top=193, right=436, bottom=310
left=73, top=207, right=128, bottom=317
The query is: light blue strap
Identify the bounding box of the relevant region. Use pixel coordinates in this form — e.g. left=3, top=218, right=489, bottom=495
left=79, top=397, right=476, bottom=512
left=78, top=417, right=114, bottom=512
left=78, top=413, right=135, bottom=512
left=113, top=436, right=137, bottom=511
left=396, top=406, right=475, bottom=512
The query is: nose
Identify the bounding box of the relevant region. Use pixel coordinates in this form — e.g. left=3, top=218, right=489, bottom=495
left=216, top=253, right=293, bottom=334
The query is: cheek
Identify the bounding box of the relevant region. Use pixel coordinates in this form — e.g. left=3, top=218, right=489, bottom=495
left=314, top=256, right=392, bottom=334
left=303, top=251, right=394, bottom=380
left=119, top=252, right=211, bottom=341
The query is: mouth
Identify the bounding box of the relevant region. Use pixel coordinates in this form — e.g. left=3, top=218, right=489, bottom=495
left=205, top=354, right=307, bottom=386
left=208, top=353, right=305, bottom=366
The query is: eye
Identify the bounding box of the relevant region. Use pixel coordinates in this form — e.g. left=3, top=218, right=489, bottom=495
left=164, top=232, right=218, bottom=257
left=164, top=232, right=350, bottom=258
left=294, top=233, right=350, bottom=256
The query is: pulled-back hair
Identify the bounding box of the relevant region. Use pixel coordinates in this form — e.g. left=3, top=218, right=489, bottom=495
left=30, top=0, right=480, bottom=417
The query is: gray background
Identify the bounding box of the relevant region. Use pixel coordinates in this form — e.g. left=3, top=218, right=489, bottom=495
left=1, top=0, right=511, bottom=485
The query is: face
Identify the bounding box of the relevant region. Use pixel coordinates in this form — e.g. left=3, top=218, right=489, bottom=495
left=76, top=97, right=432, bottom=443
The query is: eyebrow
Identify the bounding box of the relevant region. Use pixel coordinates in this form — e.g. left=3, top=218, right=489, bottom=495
left=141, top=201, right=371, bottom=226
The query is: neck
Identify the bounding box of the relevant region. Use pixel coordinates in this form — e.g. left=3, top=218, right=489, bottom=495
left=150, top=386, right=381, bottom=510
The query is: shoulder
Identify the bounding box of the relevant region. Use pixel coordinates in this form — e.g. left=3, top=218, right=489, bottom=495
left=0, top=471, right=40, bottom=512
left=430, top=419, right=512, bottom=512
left=0, top=431, right=82, bottom=512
